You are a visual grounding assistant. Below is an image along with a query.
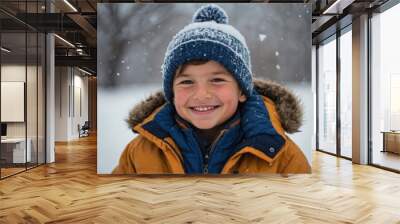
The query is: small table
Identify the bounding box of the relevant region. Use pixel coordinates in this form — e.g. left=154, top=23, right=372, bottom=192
left=1, top=138, right=31, bottom=163
left=381, top=131, right=400, bottom=154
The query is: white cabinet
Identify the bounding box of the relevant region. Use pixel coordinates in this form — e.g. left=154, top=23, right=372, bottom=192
left=1, top=138, right=31, bottom=163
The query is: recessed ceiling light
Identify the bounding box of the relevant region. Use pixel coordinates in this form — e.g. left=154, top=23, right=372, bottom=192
left=1, top=47, right=11, bottom=53
left=63, top=0, right=78, bottom=12
left=322, top=0, right=354, bottom=15
left=78, top=67, right=92, bottom=76
left=54, top=34, right=75, bottom=48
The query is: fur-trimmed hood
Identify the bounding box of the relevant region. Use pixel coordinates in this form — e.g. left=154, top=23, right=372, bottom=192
left=127, top=79, right=303, bottom=134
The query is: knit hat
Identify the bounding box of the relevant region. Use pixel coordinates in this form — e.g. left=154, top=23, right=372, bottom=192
left=161, top=4, right=253, bottom=103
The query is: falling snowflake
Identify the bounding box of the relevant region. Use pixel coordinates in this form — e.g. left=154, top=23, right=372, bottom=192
left=275, top=51, right=279, bottom=56
left=276, top=64, right=281, bottom=70
left=298, top=14, right=302, bottom=18
left=121, top=60, right=125, bottom=64
left=116, top=72, right=120, bottom=76
left=259, top=34, right=267, bottom=42
left=149, top=15, right=158, bottom=24
left=127, top=41, right=131, bottom=45
left=126, top=66, right=130, bottom=70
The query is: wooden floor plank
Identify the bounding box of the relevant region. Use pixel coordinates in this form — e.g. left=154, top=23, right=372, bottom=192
left=0, top=134, right=400, bottom=223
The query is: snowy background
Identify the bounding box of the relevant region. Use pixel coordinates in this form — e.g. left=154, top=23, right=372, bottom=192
left=97, top=3, right=313, bottom=174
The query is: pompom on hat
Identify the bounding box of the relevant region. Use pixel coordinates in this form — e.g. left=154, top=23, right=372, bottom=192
left=161, top=4, right=253, bottom=103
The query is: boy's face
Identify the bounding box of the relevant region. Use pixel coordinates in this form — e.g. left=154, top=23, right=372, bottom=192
left=172, top=60, right=246, bottom=130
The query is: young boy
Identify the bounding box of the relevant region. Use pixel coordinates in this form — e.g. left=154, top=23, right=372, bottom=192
left=112, top=4, right=311, bottom=174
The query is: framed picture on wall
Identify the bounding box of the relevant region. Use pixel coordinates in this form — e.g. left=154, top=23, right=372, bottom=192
left=1, top=81, right=25, bottom=122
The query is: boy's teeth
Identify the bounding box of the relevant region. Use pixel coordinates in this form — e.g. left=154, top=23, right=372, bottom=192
left=193, top=106, right=215, bottom=111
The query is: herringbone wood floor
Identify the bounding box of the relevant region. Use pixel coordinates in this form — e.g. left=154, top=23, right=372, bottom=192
left=1, top=135, right=400, bottom=224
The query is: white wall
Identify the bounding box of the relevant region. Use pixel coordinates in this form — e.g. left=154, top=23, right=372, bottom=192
left=55, top=67, right=68, bottom=141
left=1, top=65, right=38, bottom=137
left=1, top=65, right=26, bottom=140
left=54, top=67, right=89, bottom=141
left=1, top=63, right=46, bottom=163
left=72, top=73, right=89, bottom=137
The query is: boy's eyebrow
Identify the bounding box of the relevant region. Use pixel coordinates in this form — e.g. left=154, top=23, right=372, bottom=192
left=211, top=71, right=230, bottom=75
left=175, top=73, right=191, bottom=79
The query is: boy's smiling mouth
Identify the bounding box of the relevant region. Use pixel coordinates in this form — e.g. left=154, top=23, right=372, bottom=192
left=189, top=105, right=220, bottom=113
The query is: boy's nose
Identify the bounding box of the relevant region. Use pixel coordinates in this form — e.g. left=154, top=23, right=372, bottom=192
left=193, top=85, right=212, bottom=100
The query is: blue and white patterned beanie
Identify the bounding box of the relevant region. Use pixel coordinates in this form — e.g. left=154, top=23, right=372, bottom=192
left=162, top=4, right=253, bottom=103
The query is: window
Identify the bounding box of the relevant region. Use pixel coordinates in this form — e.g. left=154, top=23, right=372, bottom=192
left=339, top=28, right=352, bottom=158
left=370, top=2, right=400, bottom=171
left=317, top=36, right=337, bottom=155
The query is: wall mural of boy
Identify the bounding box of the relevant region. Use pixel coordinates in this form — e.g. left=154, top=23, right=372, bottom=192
left=111, top=4, right=311, bottom=174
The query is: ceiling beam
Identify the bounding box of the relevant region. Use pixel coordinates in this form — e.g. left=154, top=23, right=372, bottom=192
left=322, top=0, right=356, bottom=14
left=67, top=13, right=97, bottom=40
left=55, top=55, right=96, bottom=72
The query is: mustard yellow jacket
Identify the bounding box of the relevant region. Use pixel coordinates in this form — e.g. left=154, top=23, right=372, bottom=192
left=113, top=79, right=311, bottom=174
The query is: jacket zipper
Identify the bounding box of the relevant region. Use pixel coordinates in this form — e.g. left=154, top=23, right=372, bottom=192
left=203, top=129, right=227, bottom=174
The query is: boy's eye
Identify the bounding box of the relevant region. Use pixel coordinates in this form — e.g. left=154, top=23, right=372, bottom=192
left=178, top=80, right=193, bottom=85
left=211, top=78, right=226, bottom=83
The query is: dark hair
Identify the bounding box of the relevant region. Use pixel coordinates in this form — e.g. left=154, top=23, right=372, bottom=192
left=175, top=59, right=210, bottom=77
